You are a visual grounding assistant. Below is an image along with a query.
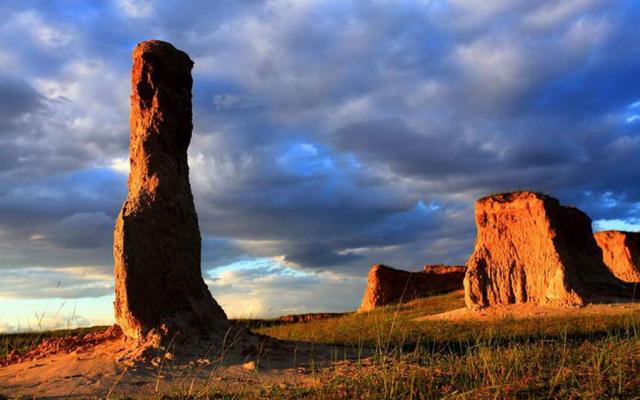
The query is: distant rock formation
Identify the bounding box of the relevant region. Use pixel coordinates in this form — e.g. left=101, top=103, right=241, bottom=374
left=113, top=40, right=227, bottom=341
left=464, top=191, right=634, bottom=310
left=278, top=312, right=346, bottom=323
left=594, top=230, right=640, bottom=283
left=422, top=264, right=465, bottom=275
left=358, top=264, right=465, bottom=312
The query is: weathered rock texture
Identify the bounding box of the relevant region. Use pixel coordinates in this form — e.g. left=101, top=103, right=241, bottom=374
left=423, top=264, right=466, bottom=275
left=594, top=230, right=640, bottom=283
left=464, top=191, right=634, bottom=310
left=358, top=264, right=465, bottom=312
left=114, top=40, right=227, bottom=340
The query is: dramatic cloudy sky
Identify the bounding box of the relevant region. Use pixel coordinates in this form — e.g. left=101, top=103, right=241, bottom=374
left=0, top=0, right=639, bottom=331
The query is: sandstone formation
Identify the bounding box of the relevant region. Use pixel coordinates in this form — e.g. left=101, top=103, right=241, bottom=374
left=113, top=40, right=227, bottom=340
left=358, top=264, right=465, bottom=312
left=464, top=191, right=634, bottom=310
left=594, top=230, right=640, bottom=283
left=278, top=312, right=345, bottom=323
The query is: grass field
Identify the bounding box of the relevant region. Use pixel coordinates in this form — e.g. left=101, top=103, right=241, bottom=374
left=2, top=291, right=640, bottom=399
left=253, top=291, right=640, bottom=399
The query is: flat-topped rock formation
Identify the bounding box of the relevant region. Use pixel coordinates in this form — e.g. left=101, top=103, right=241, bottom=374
left=278, top=312, right=346, bottom=323
left=358, top=264, right=465, bottom=312
left=594, top=230, right=640, bottom=283
left=113, top=40, right=227, bottom=341
left=464, top=191, right=634, bottom=310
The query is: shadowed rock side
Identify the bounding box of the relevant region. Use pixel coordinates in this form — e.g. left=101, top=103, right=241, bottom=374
left=358, top=264, right=466, bottom=312
left=594, top=230, right=640, bottom=283
left=464, top=191, right=635, bottom=310
left=114, top=40, right=227, bottom=341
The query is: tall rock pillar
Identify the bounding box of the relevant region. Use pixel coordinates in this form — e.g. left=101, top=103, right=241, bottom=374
left=113, top=40, right=227, bottom=340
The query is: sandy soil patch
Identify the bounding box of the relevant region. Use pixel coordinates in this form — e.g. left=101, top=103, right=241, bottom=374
left=0, top=327, right=348, bottom=399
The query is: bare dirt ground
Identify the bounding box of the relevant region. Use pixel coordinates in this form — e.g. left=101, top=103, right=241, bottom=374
left=417, top=302, right=640, bottom=322
left=0, top=327, right=345, bottom=399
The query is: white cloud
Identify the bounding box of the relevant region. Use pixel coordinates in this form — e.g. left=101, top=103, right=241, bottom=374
left=0, top=267, right=113, bottom=299
left=0, top=295, right=114, bottom=333
left=447, top=0, right=528, bottom=30
left=524, top=0, right=603, bottom=30
left=208, top=260, right=365, bottom=318
left=13, top=11, right=73, bottom=49
left=110, top=158, right=130, bottom=174
left=117, top=0, right=153, bottom=18
left=594, top=219, right=640, bottom=232
left=562, top=15, right=610, bottom=53
left=452, top=37, right=531, bottom=103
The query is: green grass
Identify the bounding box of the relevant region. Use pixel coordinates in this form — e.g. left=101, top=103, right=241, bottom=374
left=254, top=335, right=640, bottom=399
left=256, top=291, right=640, bottom=347
left=249, top=291, right=640, bottom=399
left=3, top=291, right=640, bottom=399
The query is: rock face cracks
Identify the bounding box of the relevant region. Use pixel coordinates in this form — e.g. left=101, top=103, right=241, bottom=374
left=594, top=230, right=640, bottom=283
left=358, top=264, right=465, bottom=312
left=464, top=191, right=634, bottom=310
left=113, top=40, right=227, bottom=340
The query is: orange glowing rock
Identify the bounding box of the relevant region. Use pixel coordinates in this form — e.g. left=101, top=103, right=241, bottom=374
left=594, top=230, right=640, bottom=283
left=358, top=264, right=465, bottom=312
left=464, top=191, right=634, bottom=309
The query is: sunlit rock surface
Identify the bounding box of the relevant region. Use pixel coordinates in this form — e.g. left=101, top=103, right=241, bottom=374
left=358, top=264, right=465, bottom=312
left=594, top=230, right=640, bottom=283
left=464, top=191, right=634, bottom=310
left=113, top=40, right=227, bottom=340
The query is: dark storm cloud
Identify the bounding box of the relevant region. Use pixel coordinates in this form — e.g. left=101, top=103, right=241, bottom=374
left=330, top=118, right=501, bottom=177
left=0, top=0, right=639, bottom=304
left=284, top=243, right=363, bottom=268
left=0, top=76, right=43, bottom=121
left=201, top=236, right=249, bottom=270
left=0, top=169, right=125, bottom=271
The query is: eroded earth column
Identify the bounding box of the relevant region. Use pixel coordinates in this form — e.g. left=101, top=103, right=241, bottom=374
left=113, top=40, right=227, bottom=340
